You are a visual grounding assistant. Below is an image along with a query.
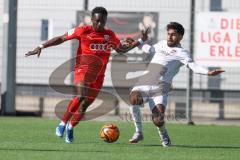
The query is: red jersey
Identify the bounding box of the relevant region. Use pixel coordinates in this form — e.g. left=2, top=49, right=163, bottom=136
left=65, top=25, right=120, bottom=76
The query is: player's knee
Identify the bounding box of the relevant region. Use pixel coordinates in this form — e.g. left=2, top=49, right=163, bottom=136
left=152, top=114, right=165, bottom=127
left=129, top=91, right=143, bottom=105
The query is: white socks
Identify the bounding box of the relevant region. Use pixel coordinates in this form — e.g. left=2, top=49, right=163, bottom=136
left=130, top=105, right=143, bottom=133
left=67, top=123, right=73, bottom=130
left=60, top=121, right=66, bottom=126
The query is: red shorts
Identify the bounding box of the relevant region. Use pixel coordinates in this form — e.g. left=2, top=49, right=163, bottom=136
left=74, top=66, right=104, bottom=102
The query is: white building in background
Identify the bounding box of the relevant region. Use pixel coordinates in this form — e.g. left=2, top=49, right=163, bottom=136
left=0, top=0, right=239, bottom=90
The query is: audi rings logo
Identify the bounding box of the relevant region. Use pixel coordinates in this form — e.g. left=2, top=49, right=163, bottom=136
left=89, top=43, right=116, bottom=51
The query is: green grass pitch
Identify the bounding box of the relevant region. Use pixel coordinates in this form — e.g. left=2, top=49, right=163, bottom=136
left=0, top=117, right=239, bottom=160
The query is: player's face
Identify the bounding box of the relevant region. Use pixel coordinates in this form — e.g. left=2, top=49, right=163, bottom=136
left=167, top=29, right=183, bottom=47
left=91, top=13, right=107, bottom=32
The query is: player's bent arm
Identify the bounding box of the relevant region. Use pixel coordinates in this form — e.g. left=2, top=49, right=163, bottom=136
left=115, top=40, right=142, bottom=54
left=115, top=27, right=150, bottom=54
left=115, top=39, right=155, bottom=54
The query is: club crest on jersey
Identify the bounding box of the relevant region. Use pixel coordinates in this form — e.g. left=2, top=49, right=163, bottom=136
left=104, top=35, right=110, bottom=41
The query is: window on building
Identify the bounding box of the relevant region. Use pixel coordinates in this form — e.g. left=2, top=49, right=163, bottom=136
left=41, top=19, right=49, bottom=41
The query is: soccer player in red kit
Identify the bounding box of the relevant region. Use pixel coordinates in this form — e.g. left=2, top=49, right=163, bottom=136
left=25, top=7, right=148, bottom=143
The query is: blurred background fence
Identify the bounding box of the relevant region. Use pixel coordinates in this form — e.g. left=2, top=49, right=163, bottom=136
left=0, top=0, right=240, bottom=123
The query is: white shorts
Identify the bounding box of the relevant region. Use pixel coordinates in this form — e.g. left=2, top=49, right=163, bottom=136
left=131, top=83, right=170, bottom=110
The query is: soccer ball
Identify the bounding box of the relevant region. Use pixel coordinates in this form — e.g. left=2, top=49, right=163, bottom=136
left=99, top=123, right=120, bottom=143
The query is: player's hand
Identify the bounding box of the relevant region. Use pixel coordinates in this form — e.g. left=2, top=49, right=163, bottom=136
left=25, top=47, right=42, bottom=58
left=208, top=69, right=225, bottom=76
left=141, top=27, right=149, bottom=42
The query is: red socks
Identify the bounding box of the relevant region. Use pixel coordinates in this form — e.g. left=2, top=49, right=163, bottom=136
left=61, top=97, right=80, bottom=123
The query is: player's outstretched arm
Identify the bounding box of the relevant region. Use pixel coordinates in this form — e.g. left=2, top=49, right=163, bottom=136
left=188, top=62, right=225, bottom=76
left=115, top=27, right=149, bottom=53
left=25, top=34, right=67, bottom=58
left=207, top=69, right=225, bottom=76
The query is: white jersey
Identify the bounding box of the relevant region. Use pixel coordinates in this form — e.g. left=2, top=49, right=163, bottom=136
left=132, top=40, right=209, bottom=109
left=139, top=40, right=208, bottom=84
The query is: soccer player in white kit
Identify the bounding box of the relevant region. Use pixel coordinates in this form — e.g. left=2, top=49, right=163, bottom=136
left=129, top=22, right=224, bottom=147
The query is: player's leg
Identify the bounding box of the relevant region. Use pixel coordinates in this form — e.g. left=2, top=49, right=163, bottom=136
left=56, top=69, right=86, bottom=137
left=129, top=90, right=144, bottom=143
left=65, top=76, right=103, bottom=143
left=65, top=81, right=88, bottom=143
left=149, top=95, right=171, bottom=147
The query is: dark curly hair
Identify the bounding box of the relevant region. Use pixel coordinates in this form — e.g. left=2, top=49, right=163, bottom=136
left=91, top=7, right=108, bottom=17
left=167, top=22, right=185, bottom=36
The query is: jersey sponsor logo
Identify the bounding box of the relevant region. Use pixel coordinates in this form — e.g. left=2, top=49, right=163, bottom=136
left=89, top=43, right=116, bottom=51
left=160, top=50, right=171, bottom=56
left=160, top=49, right=176, bottom=55
left=67, top=28, right=75, bottom=36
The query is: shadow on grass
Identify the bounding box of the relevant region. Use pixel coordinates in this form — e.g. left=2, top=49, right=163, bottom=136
left=0, top=147, right=105, bottom=153
left=134, top=144, right=240, bottom=149
left=172, top=144, right=240, bottom=149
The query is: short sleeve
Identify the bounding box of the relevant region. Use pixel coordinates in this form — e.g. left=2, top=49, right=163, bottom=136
left=65, top=26, right=84, bottom=40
